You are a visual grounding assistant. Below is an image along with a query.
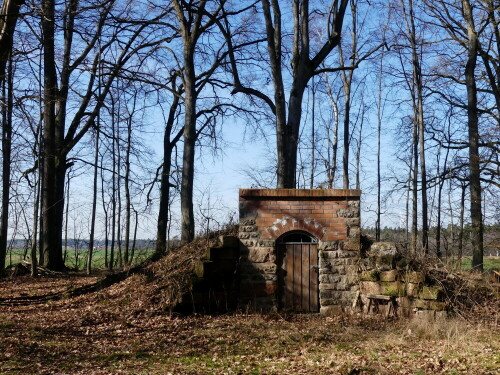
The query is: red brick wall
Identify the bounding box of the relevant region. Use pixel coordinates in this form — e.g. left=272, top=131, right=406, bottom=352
left=239, top=189, right=361, bottom=242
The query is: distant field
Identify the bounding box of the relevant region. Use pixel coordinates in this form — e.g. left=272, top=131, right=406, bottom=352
left=5, top=248, right=154, bottom=270
left=458, top=256, right=500, bottom=272
left=5, top=247, right=499, bottom=274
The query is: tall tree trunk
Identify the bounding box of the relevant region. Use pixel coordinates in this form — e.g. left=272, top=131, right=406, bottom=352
left=180, top=48, right=197, bottom=243
left=376, top=50, right=383, bottom=241
left=324, top=78, right=339, bottom=189
left=41, top=0, right=66, bottom=270
left=411, top=119, right=418, bottom=254
left=458, top=183, right=466, bottom=269
left=87, top=126, right=99, bottom=274
left=309, top=77, right=315, bottom=189
left=0, top=0, right=24, bottom=75
left=156, top=87, right=181, bottom=258
left=463, top=0, right=483, bottom=271
left=402, top=0, right=428, bottom=253
left=109, top=95, right=116, bottom=270
left=100, top=160, right=109, bottom=269
left=116, top=101, right=122, bottom=267
left=0, top=52, right=13, bottom=273
left=124, top=95, right=134, bottom=266
left=340, top=0, right=357, bottom=190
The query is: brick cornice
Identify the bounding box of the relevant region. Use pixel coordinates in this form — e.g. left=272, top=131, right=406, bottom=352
left=239, top=189, right=361, bottom=199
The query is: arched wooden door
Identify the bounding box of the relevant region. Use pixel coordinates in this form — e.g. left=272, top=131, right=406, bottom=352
left=277, top=231, right=319, bottom=312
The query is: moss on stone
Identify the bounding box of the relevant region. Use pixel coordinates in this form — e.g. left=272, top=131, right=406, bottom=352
left=419, top=286, right=443, bottom=300
left=359, top=270, right=379, bottom=281
left=381, top=281, right=406, bottom=296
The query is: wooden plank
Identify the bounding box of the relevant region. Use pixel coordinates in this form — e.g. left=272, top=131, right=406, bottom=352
left=285, top=244, right=293, bottom=310
left=302, top=244, right=310, bottom=311
left=310, top=244, right=319, bottom=312
left=293, top=244, right=302, bottom=310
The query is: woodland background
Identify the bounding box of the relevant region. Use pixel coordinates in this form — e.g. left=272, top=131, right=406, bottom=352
left=0, top=0, right=498, bottom=274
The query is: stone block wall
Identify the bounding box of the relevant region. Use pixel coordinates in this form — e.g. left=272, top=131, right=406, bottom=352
left=358, top=242, right=448, bottom=320
left=238, top=189, right=361, bottom=314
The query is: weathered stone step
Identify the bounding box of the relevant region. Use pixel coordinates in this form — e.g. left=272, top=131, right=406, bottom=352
left=193, top=259, right=237, bottom=279
left=207, top=246, right=239, bottom=261
left=216, top=235, right=239, bottom=249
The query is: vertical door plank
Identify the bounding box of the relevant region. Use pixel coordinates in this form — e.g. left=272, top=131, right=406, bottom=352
left=302, top=244, right=310, bottom=311
left=293, top=244, right=302, bottom=310
left=310, top=244, right=318, bottom=312
left=285, top=244, right=292, bottom=310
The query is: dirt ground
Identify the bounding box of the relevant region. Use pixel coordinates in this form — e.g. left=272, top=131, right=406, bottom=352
left=0, top=274, right=498, bottom=375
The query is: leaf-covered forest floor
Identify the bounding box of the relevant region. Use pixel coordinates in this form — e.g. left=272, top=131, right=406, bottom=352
left=0, top=274, right=498, bottom=375
left=1, top=227, right=499, bottom=375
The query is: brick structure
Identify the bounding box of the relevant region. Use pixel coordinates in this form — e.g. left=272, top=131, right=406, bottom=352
left=238, top=189, right=361, bottom=315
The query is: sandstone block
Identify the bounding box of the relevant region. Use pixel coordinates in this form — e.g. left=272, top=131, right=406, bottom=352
left=370, top=241, right=397, bottom=255
left=345, top=217, right=360, bottom=227
left=343, top=240, right=361, bottom=251
left=429, top=301, right=447, bottom=311
left=348, top=226, right=361, bottom=239
left=401, top=271, right=425, bottom=284
left=242, top=225, right=257, bottom=232
left=247, top=247, right=275, bottom=263
left=258, top=240, right=275, bottom=247
left=379, top=270, right=398, bottom=282
left=345, top=265, right=357, bottom=275
left=419, top=286, right=443, bottom=300
left=405, top=282, right=420, bottom=297
left=397, top=297, right=412, bottom=318
left=319, top=274, right=341, bottom=283
left=319, top=283, right=337, bottom=290
left=320, top=298, right=336, bottom=306
left=337, top=208, right=358, bottom=218
left=413, top=299, right=430, bottom=309
left=381, top=281, right=405, bottom=296
left=320, top=305, right=344, bottom=316
left=320, top=290, right=341, bottom=300
left=239, top=218, right=256, bottom=226
left=360, top=270, right=379, bottom=281
left=359, top=281, right=382, bottom=295
left=318, top=241, right=340, bottom=251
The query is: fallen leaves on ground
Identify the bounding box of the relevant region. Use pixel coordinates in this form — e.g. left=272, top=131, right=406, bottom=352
left=0, top=273, right=498, bottom=375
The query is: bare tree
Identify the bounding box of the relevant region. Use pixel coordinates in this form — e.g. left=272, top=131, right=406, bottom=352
left=425, top=0, right=489, bottom=270
left=224, top=0, right=349, bottom=188
left=0, top=0, right=25, bottom=273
